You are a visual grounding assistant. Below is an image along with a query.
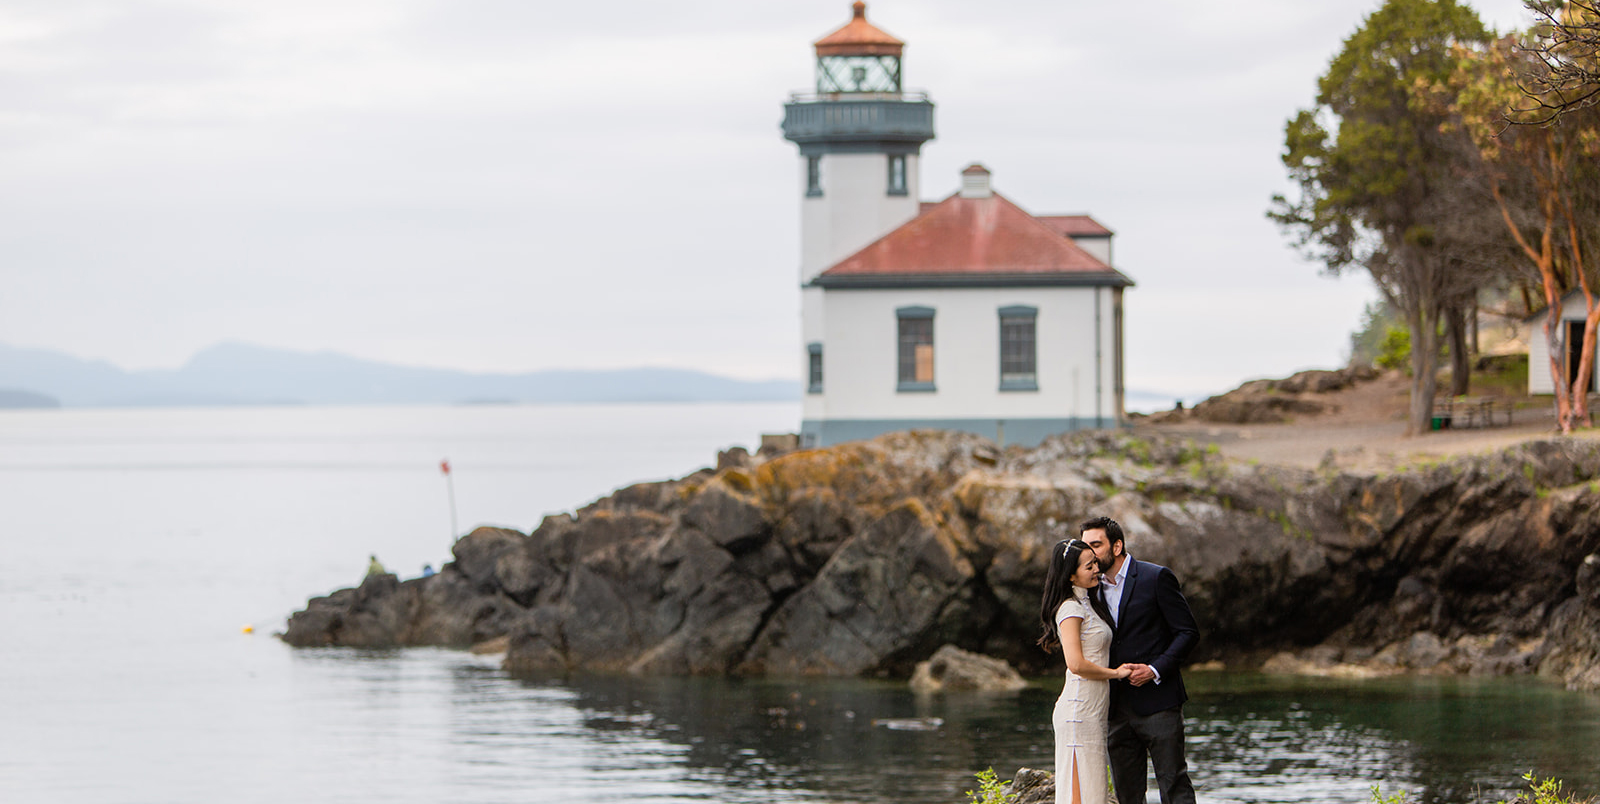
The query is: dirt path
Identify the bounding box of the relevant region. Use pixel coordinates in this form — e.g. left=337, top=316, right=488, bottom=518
left=1135, top=371, right=1595, bottom=472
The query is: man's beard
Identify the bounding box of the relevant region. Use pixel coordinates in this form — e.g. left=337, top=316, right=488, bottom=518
left=1097, top=552, right=1114, bottom=573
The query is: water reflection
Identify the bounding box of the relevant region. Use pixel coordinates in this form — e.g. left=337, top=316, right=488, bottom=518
left=290, top=650, right=1600, bottom=804
left=1190, top=672, right=1600, bottom=804
left=517, top=671, right=1038, bottom=804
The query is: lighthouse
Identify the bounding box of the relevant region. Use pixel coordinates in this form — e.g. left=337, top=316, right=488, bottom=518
left=782, top=1, right=935, bottom=282
left=783, top=2, right=935, bottom=442
left=783, top=4, right=1133, bottom=448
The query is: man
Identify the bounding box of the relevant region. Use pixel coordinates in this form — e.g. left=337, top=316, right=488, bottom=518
left=1080, top=516, right=1200, bottom=804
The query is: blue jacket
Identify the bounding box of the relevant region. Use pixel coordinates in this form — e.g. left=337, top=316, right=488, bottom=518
left=1102, top=557, right=1200, bottom=717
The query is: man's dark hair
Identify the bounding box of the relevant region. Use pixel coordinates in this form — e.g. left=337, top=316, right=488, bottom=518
left=1080, top=516, right=1124, bottom=547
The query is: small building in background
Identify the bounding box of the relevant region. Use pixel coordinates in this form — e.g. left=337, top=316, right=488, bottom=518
left=781, top=3, right=1133, bottom=447
left=1526, top=291, right=1600, bottom=396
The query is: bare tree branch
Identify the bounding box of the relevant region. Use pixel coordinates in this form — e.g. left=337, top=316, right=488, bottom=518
left=1515, top=0, right=1600, bottom=124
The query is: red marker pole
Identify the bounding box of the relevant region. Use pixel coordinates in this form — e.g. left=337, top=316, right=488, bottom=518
left=441, top=459, right=458, bottom=540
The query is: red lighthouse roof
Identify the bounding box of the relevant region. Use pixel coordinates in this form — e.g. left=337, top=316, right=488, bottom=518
left=816, top=180, right=1132, bottom=288
left=815, top=2, right=904, bottom=57
left=1036, top=215, right=1114, bottom=238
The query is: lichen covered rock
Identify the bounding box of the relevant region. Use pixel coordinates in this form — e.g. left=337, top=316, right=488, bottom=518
left=283, top=430, right=1600, bottom=691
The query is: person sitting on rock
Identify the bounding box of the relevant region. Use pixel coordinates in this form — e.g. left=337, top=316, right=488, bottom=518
left=367, top=554, right=386, bottom=576
left=421, top=563, right=436, bottom=578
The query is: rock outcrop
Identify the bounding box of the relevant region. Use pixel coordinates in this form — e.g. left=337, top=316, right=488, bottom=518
left=283, top=429, right=1600, bottom=692
left=1006, top=768, right=1055, bottom=804
left=909, top=644, right=1028, bottom=693
left=1144, top=365, right=1382, bottom=424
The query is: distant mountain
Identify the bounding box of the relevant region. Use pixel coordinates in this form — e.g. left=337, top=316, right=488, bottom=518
left=0, top=388, right=61, bottom=409
left=0, top=342, right=801, bottom=408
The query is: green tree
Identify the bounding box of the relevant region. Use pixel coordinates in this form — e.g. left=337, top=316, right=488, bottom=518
left=1270, top=0, right=1493, bottom=435
left=1449, top=30, right=1600, bottom=431
left=1350, top=299, right=1403, bottom=367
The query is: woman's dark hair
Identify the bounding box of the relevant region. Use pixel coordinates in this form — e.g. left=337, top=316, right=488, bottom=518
left=1037, top=539, right=1115, bottom=653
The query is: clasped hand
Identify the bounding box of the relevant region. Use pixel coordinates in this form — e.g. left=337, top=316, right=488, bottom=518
left=1115, top=663, right=1155, bottom=686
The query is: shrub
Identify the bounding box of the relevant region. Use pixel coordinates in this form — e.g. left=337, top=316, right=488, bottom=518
left=1377, top=326, right=1411, bottom=371
left=966, top=768, right=1018, bottom=804
left=1499, top=771, right=1596, bottom=804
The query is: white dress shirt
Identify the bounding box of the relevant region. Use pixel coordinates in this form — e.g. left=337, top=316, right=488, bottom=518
left=1101, top=556, right=1129, bottom=627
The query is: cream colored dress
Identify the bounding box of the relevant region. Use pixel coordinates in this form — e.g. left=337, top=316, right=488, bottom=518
left=1053, top=590, right=1113, bottom=804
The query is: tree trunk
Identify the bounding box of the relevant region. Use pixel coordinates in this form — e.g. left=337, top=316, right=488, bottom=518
left=1574, top=295, right=1600, bottom=427
left=1446, top=303, right=1471, bottom=397
left=1491, top=179, right=1571, bottom=434
left=1469, top=297, right=1479, bottom=359
left=1546, top=293, right=1573, bottom=434
left=1559, top=189, right=1595, bottom=428
left=1406, top=306, right=1441, bottom=437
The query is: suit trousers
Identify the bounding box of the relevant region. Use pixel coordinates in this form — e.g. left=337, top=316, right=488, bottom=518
left=1106, top=700, right=1196, bottom=804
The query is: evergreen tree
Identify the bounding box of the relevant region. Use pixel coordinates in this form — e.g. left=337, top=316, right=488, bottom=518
left=1271, top=0, right=1493, bottom=435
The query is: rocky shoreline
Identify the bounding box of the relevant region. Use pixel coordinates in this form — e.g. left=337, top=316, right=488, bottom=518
left=283, top=429, right=1600, bottom=693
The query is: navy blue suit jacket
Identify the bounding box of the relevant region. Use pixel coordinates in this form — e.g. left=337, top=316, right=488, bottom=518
left=1103, top=557, right=1200, bottom=717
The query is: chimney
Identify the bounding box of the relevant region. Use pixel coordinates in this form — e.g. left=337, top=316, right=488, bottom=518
left=959, top=163, right=992, bottom=198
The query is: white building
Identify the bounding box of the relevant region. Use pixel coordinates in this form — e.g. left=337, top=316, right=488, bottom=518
left=1526, top=291, right=1599, bottom=395
left=782, top=3, right=1133, bottom=448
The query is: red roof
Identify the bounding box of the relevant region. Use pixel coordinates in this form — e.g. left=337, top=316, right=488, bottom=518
left=819, top=192, right=1129, bottom=284
left=918, top=206, right=1112, bottom=237
left=815, top=2, right=904, bottom=57
left=1036, top=214, right=1113, bottom=238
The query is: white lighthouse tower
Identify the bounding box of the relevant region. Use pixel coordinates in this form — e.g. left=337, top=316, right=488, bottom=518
left=782, top=2, right=935, bottom=439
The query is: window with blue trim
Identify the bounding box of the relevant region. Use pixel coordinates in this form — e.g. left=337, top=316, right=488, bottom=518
left=886, top=155, right=907, bottom=196
left=806, top=156, right=823, bottom=197
left=897, top=306, right=935, bottom=392
left=807, top=343, right=823, bottom=394
left=999, top=305, right=1037, bottom=391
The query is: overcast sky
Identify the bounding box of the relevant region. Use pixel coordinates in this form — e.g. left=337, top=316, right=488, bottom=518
left=0, top=0, right=1536, bottom=403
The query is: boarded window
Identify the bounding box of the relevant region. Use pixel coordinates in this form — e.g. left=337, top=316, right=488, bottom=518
left=897, top=310, right=934, bottom=389
left=915, top=343, right=934, bottom=382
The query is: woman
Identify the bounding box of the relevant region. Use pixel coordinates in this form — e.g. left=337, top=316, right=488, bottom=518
left=1038, top=538, right=1130, bottom=804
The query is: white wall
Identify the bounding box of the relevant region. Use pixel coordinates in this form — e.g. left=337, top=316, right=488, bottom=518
left=801, top=284, right=826, bottom=421
left=799, top=152, right=921, bottom=283
left=817, top=285, right=1119, bottom=421
left=1070, top=236, right=1111, bottom=266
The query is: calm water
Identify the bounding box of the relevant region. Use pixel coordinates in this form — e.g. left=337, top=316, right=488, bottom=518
left=1, top=404, right=1597, bottom=803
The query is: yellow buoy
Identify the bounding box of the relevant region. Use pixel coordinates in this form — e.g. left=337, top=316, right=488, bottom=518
left=242, top=625, right=255, bottom=634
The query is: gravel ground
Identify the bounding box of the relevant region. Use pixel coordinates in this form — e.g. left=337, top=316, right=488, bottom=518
left=1134, top=371, right=1597, bottom=473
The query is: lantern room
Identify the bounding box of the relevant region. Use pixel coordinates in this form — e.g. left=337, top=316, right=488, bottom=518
left=814, top=1, right=904, bottom=96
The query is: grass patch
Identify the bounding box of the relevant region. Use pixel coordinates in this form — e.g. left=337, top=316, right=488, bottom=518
left=1372, top=772, right=1593, bottom=804
left=1470, top=353, right=1529, bottom=397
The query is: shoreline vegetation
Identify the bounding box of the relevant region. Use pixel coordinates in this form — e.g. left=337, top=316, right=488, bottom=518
left=283, top=363, right=1600, bottom=695
left=966, top=768, right=1598, bottom=804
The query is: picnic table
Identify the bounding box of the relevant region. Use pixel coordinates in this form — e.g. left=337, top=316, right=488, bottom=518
left=1430, top=396, right=1513, bottom=430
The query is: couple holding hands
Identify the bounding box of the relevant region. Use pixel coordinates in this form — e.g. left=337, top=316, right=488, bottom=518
left=1038, top=517, right=1201, bottom=804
